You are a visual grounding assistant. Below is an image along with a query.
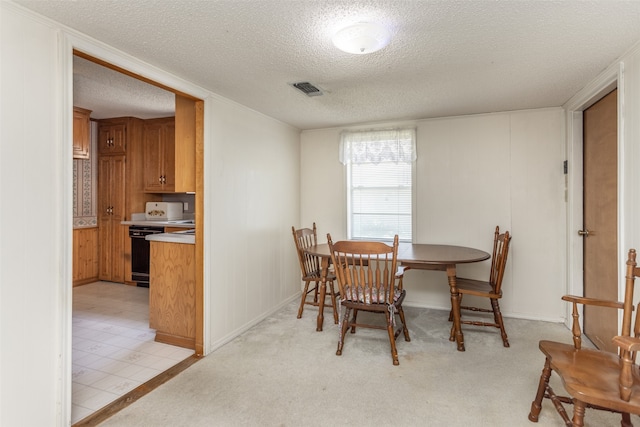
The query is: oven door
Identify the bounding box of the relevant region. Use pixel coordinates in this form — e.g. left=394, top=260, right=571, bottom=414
left=129, top=226, right=164, bottom=286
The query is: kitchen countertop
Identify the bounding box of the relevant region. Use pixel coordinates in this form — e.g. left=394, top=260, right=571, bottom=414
left=146, top=229, right=195, bottom=245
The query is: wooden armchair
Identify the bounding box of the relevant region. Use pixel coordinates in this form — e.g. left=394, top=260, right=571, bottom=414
left=291, top=223, right=339, bottom=325
left=528, top=249, right=640, bottom=427
left=328, top=234, right=410, bottom=366
left=450, top=226, right=512, bottom=347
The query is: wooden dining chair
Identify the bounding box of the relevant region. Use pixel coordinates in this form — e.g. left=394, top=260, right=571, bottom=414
left=528, top=249, right=640, bottom=427
left=291, top=223, right=339, bottom=324
left=449, top=226, right=512, bottom=347
left=328, top=234, right=410, bottom=366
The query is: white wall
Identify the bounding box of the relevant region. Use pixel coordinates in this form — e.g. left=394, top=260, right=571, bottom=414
left=301, top=108, right=567, bottom=321
left=1, top=3, right=301, bottom=425
left=206, top=96, right=301, bottom=348
left=1, top=4, right=68, bottom=425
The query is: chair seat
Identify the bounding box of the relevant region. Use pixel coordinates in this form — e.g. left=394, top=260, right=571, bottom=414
left=540, top=339, right=640, bottom=414
left=342, top=285, right=403, bottom=304
left=456, top=277, right=502, bottom=298
left=303, top=270, right=336, bottom=282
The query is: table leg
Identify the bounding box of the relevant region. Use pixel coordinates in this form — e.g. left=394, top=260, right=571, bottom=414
left=447, top=265, right=465, bottom=351
left=316, top=256, right=329, bottom=332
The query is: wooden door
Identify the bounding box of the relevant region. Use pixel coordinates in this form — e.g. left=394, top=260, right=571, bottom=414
left=583, top=88, right=618, bottom=353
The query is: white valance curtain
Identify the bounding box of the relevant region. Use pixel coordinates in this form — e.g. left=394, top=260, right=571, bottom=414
left=339, top=128, right=417, bottom=165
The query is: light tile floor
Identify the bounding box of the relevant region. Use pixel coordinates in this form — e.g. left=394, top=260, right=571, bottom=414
left=72, top=281, right=194, bottom=424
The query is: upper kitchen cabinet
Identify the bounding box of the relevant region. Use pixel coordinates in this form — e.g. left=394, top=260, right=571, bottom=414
left=143, top=95, right=196, bottom=193
left=73, top=107, right=91, bottom=159
left=144, top=117, right=176, bottom=192
left=98, top=121, right=126, bottom=155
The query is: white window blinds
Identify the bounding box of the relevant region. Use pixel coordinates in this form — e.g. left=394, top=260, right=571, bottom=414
left=340, top=128, right=416, bottom=241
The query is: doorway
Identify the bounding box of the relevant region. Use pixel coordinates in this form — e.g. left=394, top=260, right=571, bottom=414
left=582, top=89, right=618, bottom=353
left=71, top=52, right=205, bottom=423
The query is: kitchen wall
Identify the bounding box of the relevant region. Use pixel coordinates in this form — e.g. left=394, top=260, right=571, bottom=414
left=301, top=108, right=567, bottom=322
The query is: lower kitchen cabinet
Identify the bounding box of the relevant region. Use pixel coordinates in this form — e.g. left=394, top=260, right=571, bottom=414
left=73, top=227, right=99, bottom=286
left=149, top=241, right=196, bottom=349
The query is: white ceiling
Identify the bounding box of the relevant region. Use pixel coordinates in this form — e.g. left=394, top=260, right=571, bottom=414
left=14, top=0, right=640, bottom=130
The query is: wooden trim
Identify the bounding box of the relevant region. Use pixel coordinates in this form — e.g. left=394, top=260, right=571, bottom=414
left=175, top=95, right=196, bottom=192
left=155, top=331, right=195, bottom=349
left=195, top=99, right=205, bottom=356
left=73, top=50, right=200, bottom=101
left=72, top=355, right=201, bottom=427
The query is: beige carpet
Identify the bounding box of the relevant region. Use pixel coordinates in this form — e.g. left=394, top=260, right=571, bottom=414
left=99, top=301, right=628, bottom=426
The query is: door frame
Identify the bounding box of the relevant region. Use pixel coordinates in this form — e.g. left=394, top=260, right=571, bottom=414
left=60, top=32, right=210, bottom=424
left=565, top=62, right=625, bottom=329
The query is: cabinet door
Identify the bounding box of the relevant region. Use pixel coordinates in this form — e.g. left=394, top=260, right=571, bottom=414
left=144, top=119, right=176, bottom=192
left=98, top=216, right=112, bottom=281
left=73, top=107, right=91, bottom=159
left=98, top=156, right=113, bottom=218
left=143, top=122, right=165, bottom=192
left=98, top=155, right=126, bottom=281
left=162, top=121, right=176, bottom=191
left=98, top=124, right=126, bottom=155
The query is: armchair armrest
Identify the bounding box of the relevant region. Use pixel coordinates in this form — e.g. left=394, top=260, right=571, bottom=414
left=562, top=295, right=625, bottom=309
left=561, top=295, right=624, bottom=350
left=613, top=335, right=640, bottom=402
left=613, top=336, right=640, bottom=353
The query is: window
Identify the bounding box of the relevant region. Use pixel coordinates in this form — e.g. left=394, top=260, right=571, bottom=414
left=340, top=128, right=416, bottom=241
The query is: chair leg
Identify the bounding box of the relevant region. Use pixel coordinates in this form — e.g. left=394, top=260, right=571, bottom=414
left=336, top=307, right=350, bottom=356
left=529, top=358, right=552, bottom=422
left=297, top=280, right=311, bottom=318
left=386, top=310, right=400, bottom=366
left=350, top=309, right=359, bottom=333
left=491, top=298, right=510, bottom=347
left=312, top=280, right=319, bottom=303
left=572, top=399, right=587, bottom=427
left=622, top=413, right=632, bottom=427
left=328, top=281, right=339, bottom=324
left=397, top=306, right=411, bottom=342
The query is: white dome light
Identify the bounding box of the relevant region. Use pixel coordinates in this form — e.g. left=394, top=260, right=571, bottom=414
left=332, top=22, right=391, bottom=55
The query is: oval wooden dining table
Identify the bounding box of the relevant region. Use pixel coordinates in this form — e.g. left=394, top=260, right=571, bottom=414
left=304, top=242, right=490, bottom=351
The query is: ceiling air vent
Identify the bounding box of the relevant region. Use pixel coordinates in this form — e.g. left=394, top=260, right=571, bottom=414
left=291, top=81, right=323, bottom=97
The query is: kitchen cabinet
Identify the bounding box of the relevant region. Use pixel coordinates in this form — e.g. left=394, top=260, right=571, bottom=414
left=98, top=155, right=126, bottom=282
left=72, top=227, right=99, bottom=286
left=143, top=95, right=197, bottom=193
left=97, top=117, right=159, bottom=284
left=73, top=107, right=91, bottom=159
left=98, top=122, right=126, bottom=155
left=149, top=240, right=196, bottom=349
left=144, top=117, right=176, bottom=192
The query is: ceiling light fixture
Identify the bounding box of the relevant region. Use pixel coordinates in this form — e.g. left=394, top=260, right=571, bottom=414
left=332, top=22, right=391, bottom=55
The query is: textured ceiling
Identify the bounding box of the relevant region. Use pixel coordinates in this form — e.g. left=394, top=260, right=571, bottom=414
left=14, top=0, right=640, bottom=130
